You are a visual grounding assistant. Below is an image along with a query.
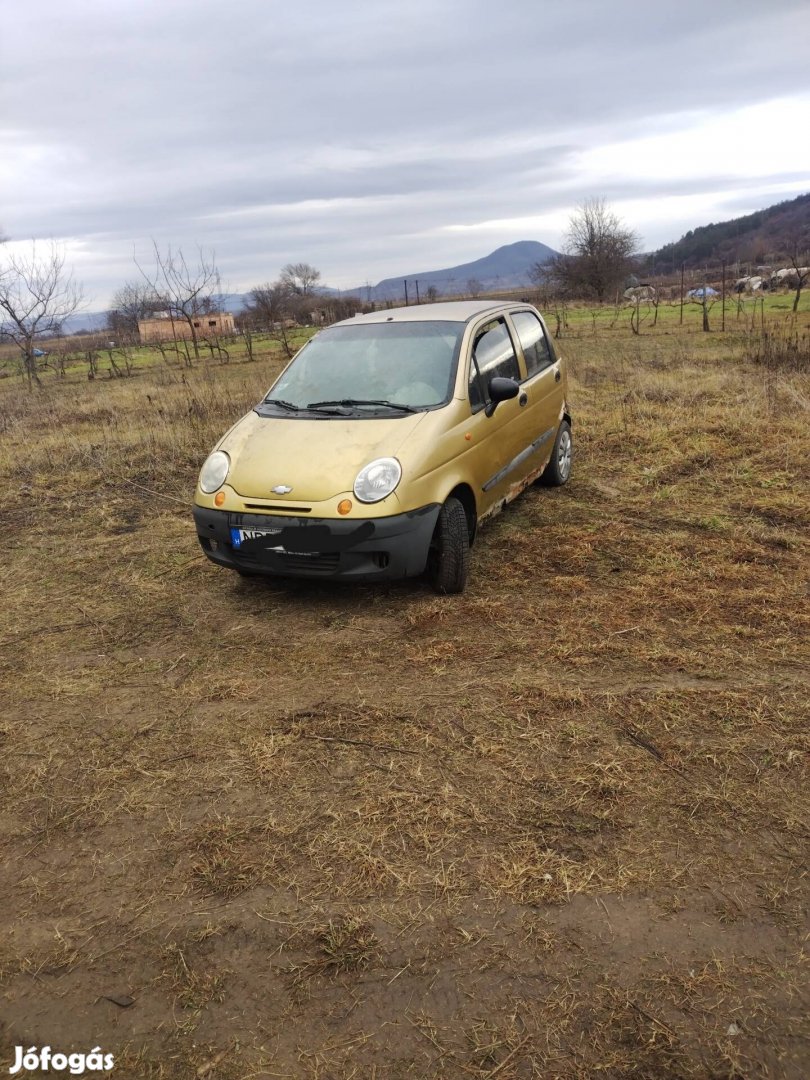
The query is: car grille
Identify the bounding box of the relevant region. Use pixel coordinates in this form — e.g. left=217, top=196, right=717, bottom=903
left=273, top=552, right=340, bottom=573
left=236, top=545, right=341, bottom=574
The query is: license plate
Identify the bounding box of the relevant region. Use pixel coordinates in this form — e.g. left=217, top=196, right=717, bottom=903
left=230, top=527, right=281, bottom=548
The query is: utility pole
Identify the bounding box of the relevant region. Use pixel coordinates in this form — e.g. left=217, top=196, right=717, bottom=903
left=404, top=280, right=409, bottom=306
left=415, top=280, right=420, bottom=304
left=679, top=263, right=685, bottom=326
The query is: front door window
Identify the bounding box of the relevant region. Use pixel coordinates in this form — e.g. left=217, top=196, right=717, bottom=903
left=469, top=318, right=520, bottom=411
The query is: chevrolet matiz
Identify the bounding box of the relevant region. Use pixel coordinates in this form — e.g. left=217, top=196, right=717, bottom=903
left=193, top=300, right=572, bottom=593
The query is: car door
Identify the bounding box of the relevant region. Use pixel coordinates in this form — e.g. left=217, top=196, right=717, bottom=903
left=462, top=315, right=537, bottom=517
left=507, top=309, right=564, bottom=477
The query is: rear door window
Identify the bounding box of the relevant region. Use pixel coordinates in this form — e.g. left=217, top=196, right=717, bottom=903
left=511, top=310, right=552, bottom=377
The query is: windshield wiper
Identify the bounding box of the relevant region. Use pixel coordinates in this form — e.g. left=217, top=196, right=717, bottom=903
left=262, top=397, right=303, bottom=411
left=307, top=398, right=419, bottom=413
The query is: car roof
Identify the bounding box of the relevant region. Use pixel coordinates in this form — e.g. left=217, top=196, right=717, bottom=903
left=336, top=299, right=530, bottom=326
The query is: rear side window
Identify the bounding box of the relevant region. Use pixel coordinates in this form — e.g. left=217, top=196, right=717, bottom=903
left=511, top=311, right=552, bottom=377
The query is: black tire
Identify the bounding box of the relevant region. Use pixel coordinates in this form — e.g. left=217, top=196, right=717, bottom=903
left=427, top=497, right=470, bottom=594
left=539, top=420, right=572, bottom=486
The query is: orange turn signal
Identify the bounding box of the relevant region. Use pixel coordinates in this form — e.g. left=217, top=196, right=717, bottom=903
left=337, top=499, right=352, bottom=515
left=214, top=491, right=225, bottom=506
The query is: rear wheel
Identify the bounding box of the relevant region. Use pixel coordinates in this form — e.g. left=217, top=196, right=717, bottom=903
left=539, top=420, right=572, bottom=486
left=427, top=497, right=470, bottom=594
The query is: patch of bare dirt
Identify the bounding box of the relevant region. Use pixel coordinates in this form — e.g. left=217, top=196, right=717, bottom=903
left=1, top=332, right=808, bottom=1077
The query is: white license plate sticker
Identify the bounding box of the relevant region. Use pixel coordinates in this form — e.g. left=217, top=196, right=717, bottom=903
left=230, top=527, right=281, bottom=548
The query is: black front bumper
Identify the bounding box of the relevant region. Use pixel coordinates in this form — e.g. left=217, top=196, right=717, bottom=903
left=193, top=504, right=441, bottom=581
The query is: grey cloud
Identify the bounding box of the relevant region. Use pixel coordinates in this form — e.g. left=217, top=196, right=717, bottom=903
left=2, top=0, right=809, bottom=306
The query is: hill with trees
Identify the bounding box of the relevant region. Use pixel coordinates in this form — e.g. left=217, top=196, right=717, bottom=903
left=648, top=192, right=810, bottom=273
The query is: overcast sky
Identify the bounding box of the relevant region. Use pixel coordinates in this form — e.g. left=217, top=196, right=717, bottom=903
left=2, top=0, right=809, bottom=308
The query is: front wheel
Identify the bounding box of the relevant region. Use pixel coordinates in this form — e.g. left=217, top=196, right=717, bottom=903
left=539, top=420, right=572, bottom=486
left=426, top=497, right=470, bottom=594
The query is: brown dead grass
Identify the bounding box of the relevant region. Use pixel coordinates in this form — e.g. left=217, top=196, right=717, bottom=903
left=0, top=323, right=808, bottom=1077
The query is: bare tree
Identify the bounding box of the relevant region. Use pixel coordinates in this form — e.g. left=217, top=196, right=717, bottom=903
left=243, top=281, right=294, bottom=329
left=785, top=243, right=810, bottom=314
left=106, top=280, right=162, bottom=341
left=279, top=262, right=321, bottom=296
left=0, top=241, right=84, bottom=385
left=790, top=263, right=809, bottom=314
left=250, top=263, right=326, bottom=328
left=687, top=284, right=718, bottom=332
left=136, top=242, right=223, bottom=361
left=544, top=198, right=640, bottom=301
left=466, top=278, right=483, bottom=298
left=623, top=284, right=659, bottom=334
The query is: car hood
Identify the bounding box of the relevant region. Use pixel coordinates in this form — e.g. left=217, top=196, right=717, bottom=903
left=219, top=409, right=428, bottom=502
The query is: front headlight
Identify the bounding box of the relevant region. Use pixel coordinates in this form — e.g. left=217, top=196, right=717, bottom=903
left=353, top=457, right=401, bottom=503
left=199, top=450, right=230, bottom=494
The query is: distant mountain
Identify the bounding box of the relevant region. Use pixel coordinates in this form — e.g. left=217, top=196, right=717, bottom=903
left=339, top=239, right=561, bottom=302
left=348, top=240, right=559, bottom=302
left=649, top=192, right=810, bottom=272
left=55, top=310, right=108, bottom=335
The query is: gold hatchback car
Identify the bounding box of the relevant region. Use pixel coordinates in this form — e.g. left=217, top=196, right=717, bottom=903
left=193, top=300, right=572, bottom=593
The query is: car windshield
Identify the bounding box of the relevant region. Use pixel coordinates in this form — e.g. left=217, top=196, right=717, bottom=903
left=263, top=321, right=463, bottom=413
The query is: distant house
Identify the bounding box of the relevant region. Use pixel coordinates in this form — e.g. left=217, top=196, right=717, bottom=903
left=138, top=311, right=235, bottom=343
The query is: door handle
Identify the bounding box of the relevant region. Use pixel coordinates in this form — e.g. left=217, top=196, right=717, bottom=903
left=519, top=392, right=528, bottom=406
left=555, top=369, right=561, bottom=382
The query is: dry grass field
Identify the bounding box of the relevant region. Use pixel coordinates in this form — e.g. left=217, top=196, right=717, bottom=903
left=0, top=318, right=808, bottom=1078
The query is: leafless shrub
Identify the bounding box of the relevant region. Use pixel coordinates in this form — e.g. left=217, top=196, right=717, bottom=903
left=745, top=326, right=810, bottom=372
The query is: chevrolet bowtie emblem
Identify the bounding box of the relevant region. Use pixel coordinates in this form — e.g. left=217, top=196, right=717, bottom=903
left=271, top=484, right=293, bottom=494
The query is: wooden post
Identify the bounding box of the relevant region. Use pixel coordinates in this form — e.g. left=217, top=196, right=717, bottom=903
left=678, top=264, right=686, bottom=324
left=721, top=260, right=726, bottom=332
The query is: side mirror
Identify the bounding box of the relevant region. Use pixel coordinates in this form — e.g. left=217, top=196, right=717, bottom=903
left=485, top=376, right=519, bottom=417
